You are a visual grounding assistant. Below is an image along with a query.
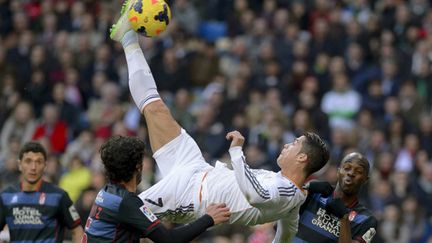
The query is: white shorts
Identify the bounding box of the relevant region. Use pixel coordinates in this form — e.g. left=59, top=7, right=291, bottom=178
left=138, top=129, right=212, bottom=223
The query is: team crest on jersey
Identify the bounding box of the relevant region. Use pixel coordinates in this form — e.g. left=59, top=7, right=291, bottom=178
left=39, top=193, right=46, bottom=205
left=11, top=195, right=18, bottom=204
left=140, top=205, right=158, bottom=222
left=348, top=210, right=357, bottom=221
left=319, top=197, right=329, bottom=204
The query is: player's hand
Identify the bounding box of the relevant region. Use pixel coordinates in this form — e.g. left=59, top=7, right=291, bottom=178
left=205, top=203, right=231, bottom=225
left=226, top=131, right=245, bottom=148
left=325, top=198, right=350, bottom=219
left=306, top=181, right=334, bottom=197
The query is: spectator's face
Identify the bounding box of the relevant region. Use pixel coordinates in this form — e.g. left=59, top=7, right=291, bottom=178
left=332, top=74, right=348, bottom=92
left=292, top=2, right=305, bottom=17
left=421, top=164, right=432, bottom=182
left=31, top=46, right=45, bottom=65
left=15, top=103, right=32, bottom=123
left=52, top=83, right=66, bottom=102
left=383, top=204, right=399, bottom=222
left=18, top=152, right=46, bottom=185
left=329, top=57, right=345, bottom=75
left=313, top=18, right=329, bottom=38
left=174, top=89, right=190, bottom=109
left=368, top=81, right=382, bottom=96
left=299, top=91, right=316, bottom=108
left=420, top=115, right=432, bottom=132
left=348, top=43, right=363, bottom=61
left=43, top=105, right=59, bottom=124
left=337, top=159, right=368, bottom=196
left=293, top=110, right=309, bottom=130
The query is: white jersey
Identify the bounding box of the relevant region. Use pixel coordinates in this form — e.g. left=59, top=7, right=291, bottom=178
left=139, top=130, right=306, bottom=242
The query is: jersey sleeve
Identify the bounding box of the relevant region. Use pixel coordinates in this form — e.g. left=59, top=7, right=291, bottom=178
left=229, top=146, right=296, bottom=207
left=117, top=194, right=161, bottom=236
left=58, top=191, right=81, bottom=229
left=351, top=216, right=378, bottom=243
left=272, top=207, right=300, bottom=243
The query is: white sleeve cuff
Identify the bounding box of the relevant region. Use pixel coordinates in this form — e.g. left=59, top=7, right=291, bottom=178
left=229, top=146, right=244, bottom=161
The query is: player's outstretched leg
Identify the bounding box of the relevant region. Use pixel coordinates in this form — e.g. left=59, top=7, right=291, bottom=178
left=110, top=0, right=181, bottom=153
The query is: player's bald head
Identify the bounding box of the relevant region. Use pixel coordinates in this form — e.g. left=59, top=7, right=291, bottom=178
left=340, top=152, right=370, bottom=176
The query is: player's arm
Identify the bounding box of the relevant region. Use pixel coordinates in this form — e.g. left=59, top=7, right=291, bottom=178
left=148, top=203, right=230, bottom=242
left=57, top=191, right=83, bottom=243
left=272, top=210, right=299, bottom=243
left=70, top=226, right=84, bottom=243
left=340, top=216, right=377, bottom=243
left=226, top=131, right=278, bottom=206
left=0, top=226, right=9, bottom=243
left=339, top=214, right=356, bottom=243
left=304, top=181, right=334, bottom=196
left=326, top=199, right=377, bottom=243
left=119, top=196, right=230, bottom=242
left=147, top=216, right=212, bottom=242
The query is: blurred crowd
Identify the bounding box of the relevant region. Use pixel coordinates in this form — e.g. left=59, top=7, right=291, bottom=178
left=1, top=0, right=432, bottom=242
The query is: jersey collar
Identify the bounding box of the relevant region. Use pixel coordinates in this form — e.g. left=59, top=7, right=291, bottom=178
left=279, top=172, right=307, bottom=196
left=332, top=191, right=359, bottom=209
left=20, top=180, right=44, bottom=192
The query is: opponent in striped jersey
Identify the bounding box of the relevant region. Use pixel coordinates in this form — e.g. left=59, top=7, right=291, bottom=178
left=110, top=7, right=329, bottom=241
left=294, top=152, right=377, bottom=243
left=0, top=142, right=83, bottom=243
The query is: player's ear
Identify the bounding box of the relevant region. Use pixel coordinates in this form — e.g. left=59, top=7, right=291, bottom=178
left=136, top=162, right=143, bottom=173
left=297, top=153, right=307, bottom=162
left=17, top=159, right=22, bottom=172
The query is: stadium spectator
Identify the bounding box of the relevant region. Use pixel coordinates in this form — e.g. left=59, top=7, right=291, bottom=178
left=0, top=101, right=36, bottom=153
left=32, top=103, right=68, bottom=154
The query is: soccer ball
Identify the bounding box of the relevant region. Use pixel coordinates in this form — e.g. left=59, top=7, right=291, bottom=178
left=128, top=0, right=171, bottom=37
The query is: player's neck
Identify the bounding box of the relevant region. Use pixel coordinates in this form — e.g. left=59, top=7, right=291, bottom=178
left=120, top=181, right=137, bottom=193
left=334, top=186, right=359, bottom=208
left=21, top=179, right=43, bottom=192
left=281, top=169, right=306, bottom=191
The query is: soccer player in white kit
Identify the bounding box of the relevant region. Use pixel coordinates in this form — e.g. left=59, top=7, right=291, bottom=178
left=110, top=1, right=330, bottom=241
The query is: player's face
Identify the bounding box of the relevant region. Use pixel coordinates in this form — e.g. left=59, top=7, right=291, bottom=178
left=277, top=136, right=306, bottom=168
left=337, top=160, right=368, bottom=196
left=18, top=152, right=46, bottom=185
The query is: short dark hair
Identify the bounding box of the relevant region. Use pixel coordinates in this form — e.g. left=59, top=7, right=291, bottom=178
left=301, top=132, right=329, bottom=176
left=19, top=142, right=47, bottom=160
left=100, top=136, right=146, bottom=183
left=341, top=152, right=370, bottom=175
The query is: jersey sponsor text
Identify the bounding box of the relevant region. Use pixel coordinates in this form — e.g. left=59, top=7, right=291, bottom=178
left=311, top=208, right=340, bottom=237
left=12, top=207, right=43, bottom=225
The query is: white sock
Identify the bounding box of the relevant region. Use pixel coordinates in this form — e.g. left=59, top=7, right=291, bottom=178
left=121, top=30, right=139, bottom=48
left=122, top=31, right=160, bottom=111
